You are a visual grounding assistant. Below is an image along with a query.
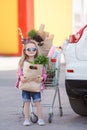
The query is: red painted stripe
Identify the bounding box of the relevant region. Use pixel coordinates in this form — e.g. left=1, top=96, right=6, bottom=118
left=18, top=0, right=34, bottom=56
left=26, top=0, right=34, bottom=32
left=17, top=0, right=27, bottom=55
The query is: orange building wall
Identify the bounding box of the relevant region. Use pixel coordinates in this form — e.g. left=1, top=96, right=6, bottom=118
left=0, top=0, right=34, bottom=56
left=0, top=0, right=18, bottom=55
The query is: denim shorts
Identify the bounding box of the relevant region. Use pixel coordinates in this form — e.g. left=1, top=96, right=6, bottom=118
left=22, top=90, right=41, bottom=102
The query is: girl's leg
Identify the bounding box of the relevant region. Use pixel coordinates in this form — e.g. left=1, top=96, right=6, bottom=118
left=35, top=101, right=43, bottom=119
left=24, top=101, right=30, bottom=119
left=22, top=91, right=31, bottom=125
left=35, top=101, right=45, bottom=125
left=23, top=101, right=31, bottom=126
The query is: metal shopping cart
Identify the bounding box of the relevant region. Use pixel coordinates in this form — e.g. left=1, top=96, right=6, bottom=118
left=44, top=52, right=63, bottom=122
left=22, top=48, right=63, bottom=123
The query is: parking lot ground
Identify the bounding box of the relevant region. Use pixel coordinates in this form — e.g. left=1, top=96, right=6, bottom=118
left=0, top=57, right=87, bottom=130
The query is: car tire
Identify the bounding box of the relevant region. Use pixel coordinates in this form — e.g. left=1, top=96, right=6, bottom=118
left=69, top=97, right=87, bottom=116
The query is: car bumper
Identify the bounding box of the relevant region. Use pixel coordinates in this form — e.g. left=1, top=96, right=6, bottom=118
left=65, top=79, right=87, bottom=98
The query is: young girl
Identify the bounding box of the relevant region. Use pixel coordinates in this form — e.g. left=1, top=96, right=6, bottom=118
left=16, top=39, right=47, bottom=126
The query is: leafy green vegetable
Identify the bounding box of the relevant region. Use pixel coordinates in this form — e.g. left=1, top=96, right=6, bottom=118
left=28, top=29, right=43, bottom=43
left=28, top=29, right=37, bottom=39
left=34, top=55, right=49, bottom=66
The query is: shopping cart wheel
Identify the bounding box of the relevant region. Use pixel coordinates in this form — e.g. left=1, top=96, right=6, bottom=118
left=30, top=112, right=38, bottom=123
left=48, top=113, right=53, bottom=123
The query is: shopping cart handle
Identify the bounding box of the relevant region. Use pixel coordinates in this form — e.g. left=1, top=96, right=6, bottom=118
left=51, top=58, right=56, bottom=62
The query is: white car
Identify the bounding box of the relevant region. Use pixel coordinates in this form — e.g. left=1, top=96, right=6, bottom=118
left=63, top=25, right=87, bottom=116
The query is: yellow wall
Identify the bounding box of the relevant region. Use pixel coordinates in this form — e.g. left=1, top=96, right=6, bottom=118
left=0, top=0, right=72, bottom=55
left=0, top=0, right=18, bottom=54
left=34, top=0, right=72, bottom=45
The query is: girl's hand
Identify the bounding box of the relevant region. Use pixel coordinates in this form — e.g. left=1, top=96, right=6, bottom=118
left=35, top=75, right=43, bottom=83
left=20, top=76, right=27, bottom=83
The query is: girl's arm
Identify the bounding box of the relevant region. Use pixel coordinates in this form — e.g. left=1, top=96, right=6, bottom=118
left=40, top=67, right=47, bottom=91
left=15, top=67, right=23, bottom=88
left=17, top=67, right=23, bottom=77
left=42, top=67, right=47, bottom=82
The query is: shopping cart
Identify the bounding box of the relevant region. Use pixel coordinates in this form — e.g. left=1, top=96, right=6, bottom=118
left=22, top=48, right=63, bottom=123
left=44, top=52, right=63, bottom=122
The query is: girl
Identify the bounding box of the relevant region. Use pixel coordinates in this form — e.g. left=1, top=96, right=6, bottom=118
left=16, top=39, right=47, bottom=126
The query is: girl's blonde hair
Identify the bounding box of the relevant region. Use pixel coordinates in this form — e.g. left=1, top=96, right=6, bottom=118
left=18, top=40, right=38, bottom=68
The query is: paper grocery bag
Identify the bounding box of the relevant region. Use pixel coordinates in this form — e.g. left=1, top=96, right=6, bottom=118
left=19, top=61, right=43, bottom=92
left=23, top=61, right=43, bottom=80
left=19, top=81, right=42, bottom=92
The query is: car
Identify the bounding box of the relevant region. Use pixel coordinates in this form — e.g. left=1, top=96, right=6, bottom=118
left=63, top=25, right=87, bottom=116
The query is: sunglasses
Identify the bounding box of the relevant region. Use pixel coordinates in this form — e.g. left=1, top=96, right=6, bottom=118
left=26, top=48, right=37, bottom=52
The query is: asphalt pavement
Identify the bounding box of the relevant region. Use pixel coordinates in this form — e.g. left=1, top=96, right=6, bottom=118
left=0, top=57, right=87, bottom=130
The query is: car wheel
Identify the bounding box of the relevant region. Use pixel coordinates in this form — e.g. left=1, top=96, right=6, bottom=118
left=69, top=97, right=87, bottom=116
